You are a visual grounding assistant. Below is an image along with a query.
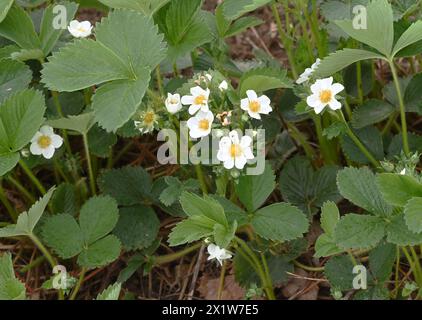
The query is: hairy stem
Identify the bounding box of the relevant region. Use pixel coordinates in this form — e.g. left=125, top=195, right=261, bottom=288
left=82, top=134, right=96, bottom=195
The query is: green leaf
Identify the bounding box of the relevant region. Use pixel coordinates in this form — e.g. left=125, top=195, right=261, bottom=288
left=341, top=126, right=384, bottom=164
left=386, top=214, right=422, bottom=246
left=321, top=201, right=340, bottom=235
left=79, top=195, right=119, bottom=245
left=239, top=67, right=292, bottom=97
left=98, top=0, right=170, bottom=15
left=0, top=152, right=19, bottom=176
left=369, top=243, right=396, bottom=282
left=0, top=89, right=46, bottom=153
left=77, top=235, right=121, bottom=268
left=213, top=221, right=237, bottom=248
left=0, top=0, right=14, bottom=23
left=168, top=217, right=213, bottom=246
left=334, top=214, right=386, bottom=249
left=98, top=166, right=152, bottom=206
left=0, top=4, right=40, bottom=49
left=0, top=58, right=32, bottom=104
left=0, top=253, right=25, bottom=300
left=157, top=0, right=212, bottom=62
left=220, top=0, right=272, bottom=20
left=39, top=1, right=78, bottom=55
left=180, top=192, right=227, bottom=227
left=279, top=156, right=341, bottom=215
left=337, top=167, right=392, bottom=216
left=87, top=125, right=117, bottom=158
left=224, top=16, right=263, bottom=38
left=235, top=163, right=275, bottom=212
left=377, top=173, right=422, bottom=207
left=314, top=233, right=343, bottom=258
left=324, top=255, right=355, bottom=291
left=323, top=121, right=347, bottom=140
left=251, top=203, right=309, bottom=242
left=96, top=282, right=121, bottom=300
left=42, top=214, right=84, bottom=259
left=393, top=21, right=422, bottom=57
left=404, top=73, right=422, bottom=114
left=351, top=99, right=394, bottom=129
left=95, top=9, right=166, bottom=72
left=404, top=197, right=422, bottom=234
left=335, top=0, right=394, bottom=56
left=92, top=75, right=150, bottom=132
left=50, top=183, right=77, bottom=216
left=314, top=49, right=385, bottom=78
left=41, top=39, right=130, bottom=92
left=46, top=112, right=95, bottom=135
left=113, top=205, right=160, bottom=251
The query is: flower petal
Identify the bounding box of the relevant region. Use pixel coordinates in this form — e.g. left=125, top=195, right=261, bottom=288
left=246, top=90, right=257, bottom=101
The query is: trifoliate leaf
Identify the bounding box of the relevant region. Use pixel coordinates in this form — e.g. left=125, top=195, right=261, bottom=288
left=77, top=235, right=121, bottom=269
left=377, top=173, right=422, bottom=207
left=251, top=203, right=309, bottom=242
left=337, top=167, right=392, bottom=216
left=340, top=126, right=384, bottom=165
left=113, top=205, right=160, bottom=251
left=79, top=195, right=119, bottom=245
left=279, top=156, right=341, bottom=215
left=42, top=214, right=84, bottom=259
left=98, top=166, right=152, bottom=206
left=0, top=59, right=32, bottom=104
left=235, top=163, right=276, bottom=213
left=168, top=217, right=213, bottom=246
left=334, top=214, right=386, bottom=249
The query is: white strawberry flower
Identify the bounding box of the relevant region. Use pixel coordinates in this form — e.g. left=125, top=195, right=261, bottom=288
left=219, top=80, right=228, bottom=91
left=207, top=243, right=232, bottom=266
left=306, top=77, right=344, bottom=114
left=240, top=90, right=272, bottom=120
left=217, top=131, right=254, bottom=170
left=296, top=58, right=321, bottom=84
left=30, top=126, right=63, bottom=159
left=165, top=93, right=182, bottom=114
left=68, top=20, right=93, bottom=38
left=181, top=86, right=210, bottom=115
left=187, top=110, right=214, bottom=139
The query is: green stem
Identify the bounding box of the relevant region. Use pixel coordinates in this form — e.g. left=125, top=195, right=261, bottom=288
left=51, top=91, right=73, bottom=155
left=82, top=134, right=96, bottom=195
left=312, top=114, right=336, bottom=165
left=0, top=181, right=17, bottom=222
left=28, top=234, right=57, bottom=268
left=293, top=260, right=324, bottom=272
left=402, top=247, right=422, bottom=285
left=19, top=160, right=46, bottom=195
left=389, top=60, right=410, bottom=155
left=195, top=165, right=208, bottom=195
left=7, top=176, right=36, bottom=203
left=154, top=243, right=202, bottom=265
left=235, top=237, right=275, bottom=300
left=217, top=261, right=227, bottom=300
left=271, top=1, right=298, bottom=78
left=338, top=111, right=380, bottom=167
left=70, top=267, right=87, bottom=300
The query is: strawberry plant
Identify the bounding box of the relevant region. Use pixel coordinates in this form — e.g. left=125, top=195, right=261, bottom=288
left=0, top=0, right=422, bottom=301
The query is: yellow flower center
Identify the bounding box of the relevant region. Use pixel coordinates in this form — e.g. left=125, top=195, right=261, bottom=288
left=198, top=119, right=210, bottom=131
left=169, top=98, right=179, bottom=104
left=144, top=112, right=155, bottom=125
left=319, top=90, right=332, bottom=104
left=38, top=136, right=52, bottom=149
left=249, top=101, right=261, bottom=113
left=230, top=144, right=242, bottom=158
left=194, top=95, right=207, bottom=105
